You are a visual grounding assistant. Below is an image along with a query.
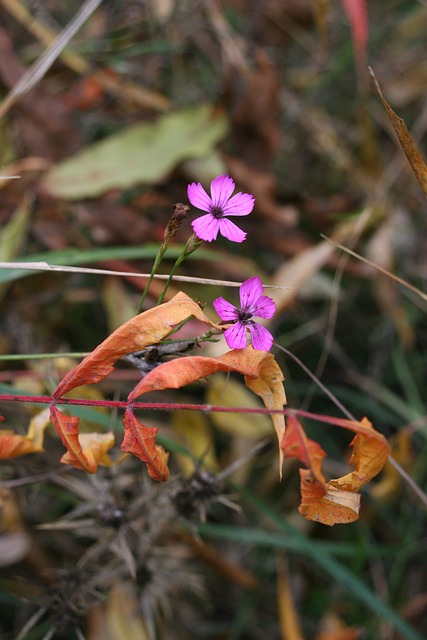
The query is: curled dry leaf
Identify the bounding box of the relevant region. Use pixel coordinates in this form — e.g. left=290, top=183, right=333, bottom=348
left=281, top=414, right=389, bottom=525
left=51, top=292, right=287, bottom=479
left=50, top=407, right=115, bottom=473
left=61, top=431, right=115, bottom=470
left=122, top=411, right=169, bottom=482
left=51, top=292, right=221, bottom=475
left=0, top=408, right=50, bottom=459
left=126, top=346, right=287, bottom=478
left=53, top=291, right=218, bottom=398
left=299, top=470, right=362, bottom=526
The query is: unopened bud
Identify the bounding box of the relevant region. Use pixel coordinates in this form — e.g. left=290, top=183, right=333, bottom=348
left=164, top=203, right=190, bottom=243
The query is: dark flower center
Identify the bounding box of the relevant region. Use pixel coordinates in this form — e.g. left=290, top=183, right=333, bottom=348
left=238, top=310, right=253, bottom=324
left=210, top=205, right=224, bottom=219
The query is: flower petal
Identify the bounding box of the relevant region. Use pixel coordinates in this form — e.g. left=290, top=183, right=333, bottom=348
left=222, top=192, right=255, bottom=217
left=224, top=322, right=247, bottom=350
left=252, top=295, right=276, bottom=319
left=239, top=276, right=264, bottom=310
left=213, top=297, right=239, bottom=322
left=248, top=322, right=274, bottom=351
left=217, top=218, right=247, bottom=243
left=210, top=175, right=235, bottom=209
left=187, top=182, right=212, bottom=212
left=191, top=214, right=220, bottom=242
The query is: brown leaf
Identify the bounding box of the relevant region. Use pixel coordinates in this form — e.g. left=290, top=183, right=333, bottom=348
left=271, top=205, right=374, bottom=313
left=50, top=406, right=114, bottom=473
left=127, top=347, right=287, bottom=477
left=370, top=66, right=427, bottom=198
left=122, top=411, right=169, bottom=482
left=53, top=291, right=218, bottom=399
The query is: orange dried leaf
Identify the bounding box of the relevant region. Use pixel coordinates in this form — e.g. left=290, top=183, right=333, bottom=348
left=281, top=414, right=389, bottom=526
left=127, top=347, right=287, bottom=477
left=281, top=414, right=326, bottom=486
left=50, top=406, right=114, bottom=473
left=299, top=470, right=361, bottom=526
left=0, top=431, right=39, bottom=458
left=122, top=410, right=169, bottom=481
left=53, top=291, right=219, bottom=399
left=0, top=408, right=50, bottom=459
left=50, top=292, right=219, bottom=473
left=60, top=431, right=115, bottom=470
left=317, top=415, right=389, bottom=491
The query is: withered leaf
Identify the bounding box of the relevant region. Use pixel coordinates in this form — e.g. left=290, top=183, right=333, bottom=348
left=126, top=346, right=286, bottom=478
left=122, top=411, right=169, bottom=481
left=281, top=413, right=389, bottom=526
left=0, top=408, right=50, bottom=459
left=50, top=406, right=114, bottom=473
left=53, top=291, right=219, bottom=398
left=370, top=66, right=427, bottom=198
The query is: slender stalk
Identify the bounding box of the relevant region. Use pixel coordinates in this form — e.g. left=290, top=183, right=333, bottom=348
left=136, top=203, right=191, bottom=313
left=136, top=243, right=168, bottom=314
left=0, top=352, right=90, bottom=361
left=157, top=234, right=202, bottom=305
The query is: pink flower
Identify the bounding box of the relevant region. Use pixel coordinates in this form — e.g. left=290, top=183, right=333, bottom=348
left=188, top=175, right=254, bottom=243
left=213, top=276, right=276, bottom=351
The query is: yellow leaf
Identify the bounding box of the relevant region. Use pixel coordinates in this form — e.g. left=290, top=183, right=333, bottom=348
left=0, top=407, right=50, bottom=459
left=277, top=558, right=304, bottom=640
left=172, top=411, right=219, bottom=475
left=207, top=374, right=272, bottom=438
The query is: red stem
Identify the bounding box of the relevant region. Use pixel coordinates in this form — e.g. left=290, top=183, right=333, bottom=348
left=0, top=393, right=368, bottom=424
left=0, top=392, right=288, bottom=415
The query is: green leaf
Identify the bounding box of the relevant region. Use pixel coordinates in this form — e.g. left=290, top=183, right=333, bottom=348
left=41, top=105, right=228, bottom=199
left=0, top=197, right=31, bottom=300
left=0, top=198, right=31, bottom=262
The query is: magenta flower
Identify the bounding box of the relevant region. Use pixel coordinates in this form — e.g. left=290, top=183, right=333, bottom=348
left=188, top=175, right=254, bottom=243
left=213, top=276, right=276, bottom=351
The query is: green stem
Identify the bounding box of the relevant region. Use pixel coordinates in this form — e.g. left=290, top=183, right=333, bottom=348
left=136, top=242, right=168, bottom=314
left=157, top=234, right=202, bottom=305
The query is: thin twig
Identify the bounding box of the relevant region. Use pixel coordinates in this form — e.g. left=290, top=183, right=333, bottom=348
left=0, top=466, right=70, bottom=488
left=276, top=344, right=356, bottom=420
left=321, top=234, right=427, bottom=301
left=0, top=261, right=290, bottom=289
left=387, top=455, right=427, bottom=509
left=0, top=0, right=104, bottom=119
left=1, top=0, right=171, bottom=111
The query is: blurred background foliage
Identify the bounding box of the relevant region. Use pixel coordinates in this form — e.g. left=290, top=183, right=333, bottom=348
left=0, top=0, right=427, bottom=638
